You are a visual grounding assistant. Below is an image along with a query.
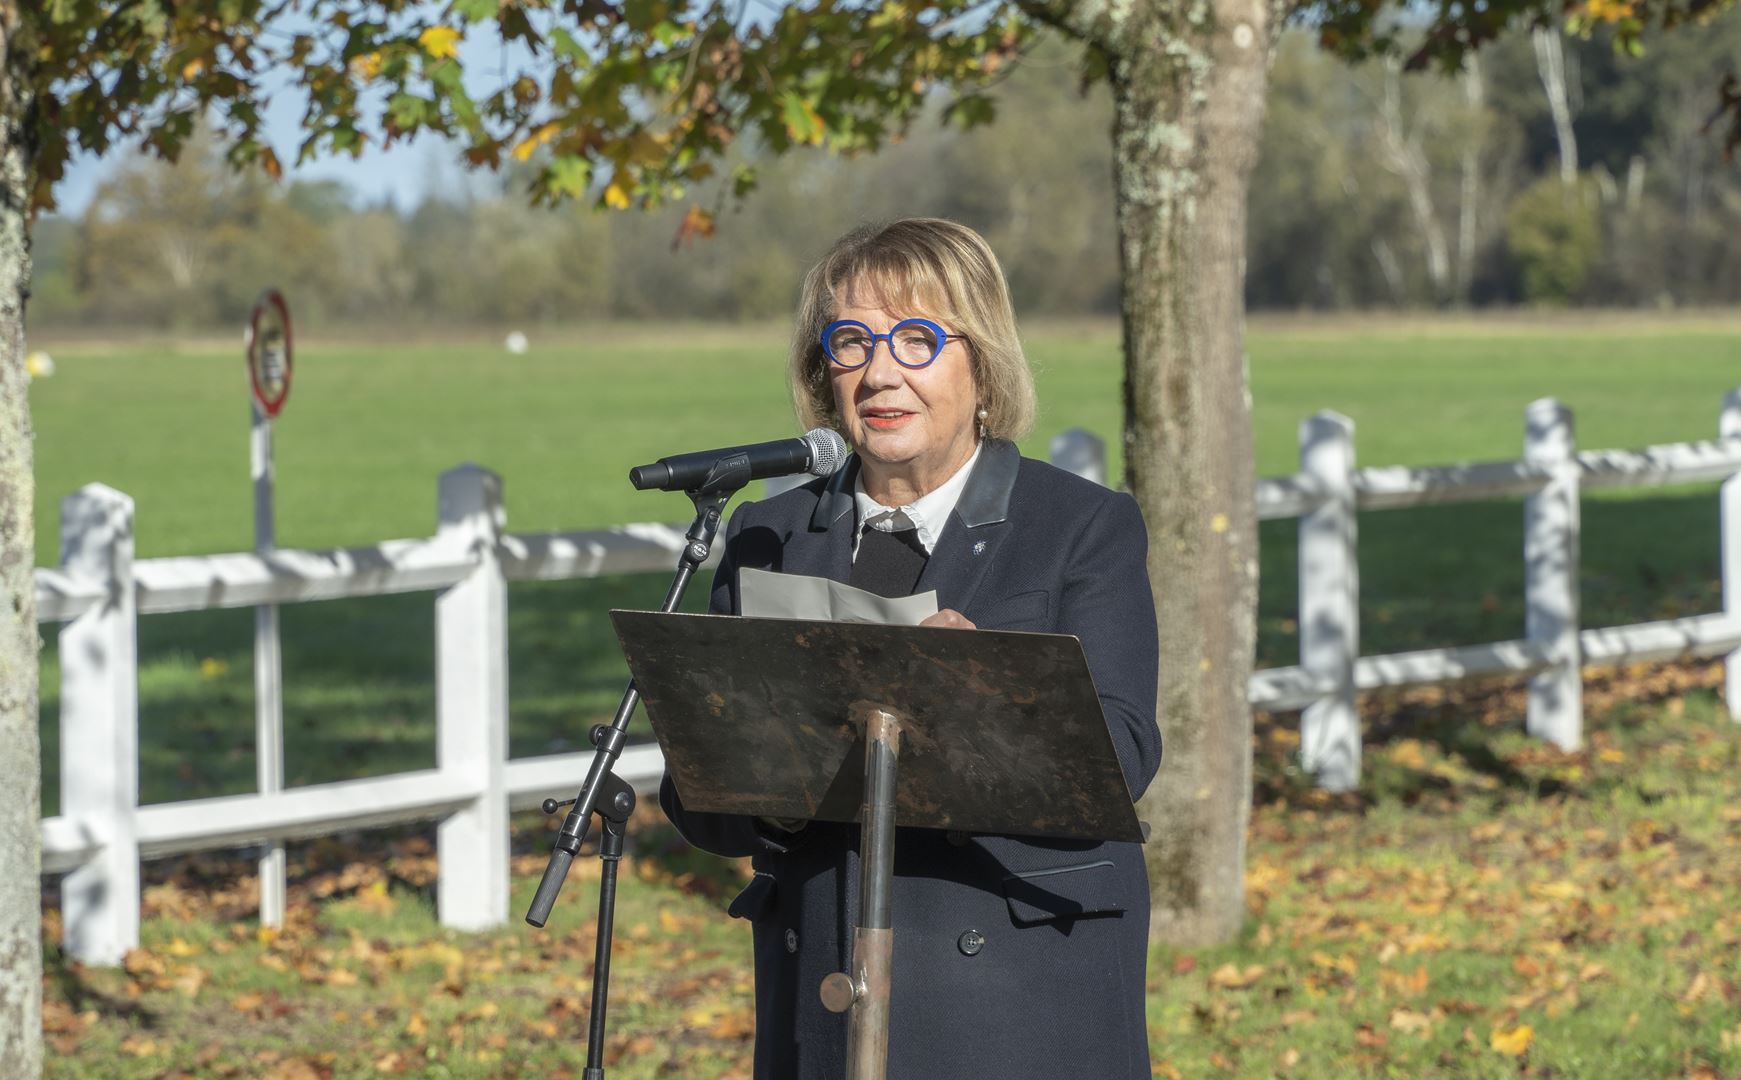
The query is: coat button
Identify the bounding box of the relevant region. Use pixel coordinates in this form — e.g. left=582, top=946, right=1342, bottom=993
left=785, top=929, right=799, bottom=953
left=957, top=930, right=985, bottom=956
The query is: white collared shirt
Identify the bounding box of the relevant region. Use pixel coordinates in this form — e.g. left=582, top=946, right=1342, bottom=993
left=851, top=442, right=983, bottom=559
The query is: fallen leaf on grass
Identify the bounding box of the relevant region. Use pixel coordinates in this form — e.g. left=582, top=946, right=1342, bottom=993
left=168, top=964, right=208, bottom=998
left=123, top=948, right=166, bottom=980
left=1209, top=963, right=1266, bottom=989
left=1681, top=972, right=1716, bottom=1005
left=605, top=1032, right=657, bottom=1065
left=42, top=1000, right=81, bottom=1033
left=120, top=1035, right=158, bottom=1057
left=1490, top=1024, right=1533, bottom=1056
left=352, top=880, right=397, bottom=914
left=707, top=1008, right=756, bottom=1040
left=262, top=1058, right=331, bottom=1080
left=1379, top=966, right=1428, bottom=997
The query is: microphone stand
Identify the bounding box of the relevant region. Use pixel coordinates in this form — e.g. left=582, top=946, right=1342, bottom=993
left=525, top=462, right=748, bottom=1080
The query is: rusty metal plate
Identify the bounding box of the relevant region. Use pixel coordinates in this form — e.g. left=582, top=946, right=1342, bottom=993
left=611, top=611, right=1143, bottom=844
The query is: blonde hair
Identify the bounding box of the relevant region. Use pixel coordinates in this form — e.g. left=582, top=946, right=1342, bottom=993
left=788, top=218, right=1037, bottom=442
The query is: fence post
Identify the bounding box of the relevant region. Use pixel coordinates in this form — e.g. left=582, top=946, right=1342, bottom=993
left=252, top=409, right=287, bottom=928
left=435, top=465, right=510, bottom=930
left=1524, top=398, right=1583, bottom=749
left=1298, top=412, right=1361, bottom=791
left=58, top=485, right=139, bottom=966
left=1049, top=428, right=1107, bottom=487
left=1722, top=387, right=1741, bottom=722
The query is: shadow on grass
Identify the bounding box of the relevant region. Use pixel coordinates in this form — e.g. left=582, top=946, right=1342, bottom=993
left=1251, top=654, right=1729, bottom=817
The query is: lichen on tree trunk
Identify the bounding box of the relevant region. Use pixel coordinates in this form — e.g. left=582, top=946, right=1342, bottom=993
left=0, top=1, right=41, bottom=1073
left=1107, top=0, right=1272, bottom=947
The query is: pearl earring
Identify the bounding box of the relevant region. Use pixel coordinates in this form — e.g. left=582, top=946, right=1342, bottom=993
left=977, top=406, right=989, bottom=439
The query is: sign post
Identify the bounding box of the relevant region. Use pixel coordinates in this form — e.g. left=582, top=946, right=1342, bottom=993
left=246, top=289, right=293, bottom=927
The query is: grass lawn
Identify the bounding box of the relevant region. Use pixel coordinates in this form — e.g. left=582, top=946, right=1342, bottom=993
left=39, top=665, right=1741, bottom=1078
left=27, top=313, right=1741, bottom=811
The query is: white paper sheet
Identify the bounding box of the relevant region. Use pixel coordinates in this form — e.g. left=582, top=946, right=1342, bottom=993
left=739, top=567, right=938, bottom=626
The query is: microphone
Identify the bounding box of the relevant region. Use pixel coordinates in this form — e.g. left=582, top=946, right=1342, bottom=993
left=629, top=427, right=849, bottom=493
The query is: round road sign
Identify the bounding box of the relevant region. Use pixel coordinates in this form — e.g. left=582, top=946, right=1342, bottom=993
left=246, top=289, right=294, bottom=419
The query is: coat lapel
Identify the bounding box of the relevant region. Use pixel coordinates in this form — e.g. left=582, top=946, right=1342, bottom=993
left=914, top=439, right=1019, bottom=615
left=787, top=455, right=857, bottom=583
left=788, top=440, right=1020, bottom=605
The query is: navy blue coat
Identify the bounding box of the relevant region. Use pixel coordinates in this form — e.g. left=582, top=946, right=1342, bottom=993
left=659, top=439, right=1162, bottom=1080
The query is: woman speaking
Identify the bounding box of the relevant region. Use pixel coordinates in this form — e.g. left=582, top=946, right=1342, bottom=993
left=659, top=218, right=1161, bottom=1079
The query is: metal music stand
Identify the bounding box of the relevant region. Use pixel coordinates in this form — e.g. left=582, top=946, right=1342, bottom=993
left=610, top=611, right=1144, bottom=1080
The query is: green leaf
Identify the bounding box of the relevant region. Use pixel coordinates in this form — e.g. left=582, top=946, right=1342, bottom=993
left=780, top=90, right=825, bottom=145
left=387, top=92, right=434, bottom=130
left=452, top=0, right=497, bottom=21
left=732, top=164, right=759, bottom=198
left=943, top=93, right=995, bottom=129
left=546, top=155, right=594, bottom=199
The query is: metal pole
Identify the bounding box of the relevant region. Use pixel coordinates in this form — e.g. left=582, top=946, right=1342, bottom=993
left=820, top=702, right=903, bottom=1080
left=252, top=401, right=286, bottom=927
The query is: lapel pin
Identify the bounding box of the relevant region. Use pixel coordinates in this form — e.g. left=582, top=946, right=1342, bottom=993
left=972, top=540, right=987, bottom=555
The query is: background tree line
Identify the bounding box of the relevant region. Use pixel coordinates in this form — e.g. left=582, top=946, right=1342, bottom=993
left=24, top=16, right=1741, bottom=332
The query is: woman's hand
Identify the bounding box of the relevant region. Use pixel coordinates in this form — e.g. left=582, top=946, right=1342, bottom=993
left=920, top=608, right=976, bottom=630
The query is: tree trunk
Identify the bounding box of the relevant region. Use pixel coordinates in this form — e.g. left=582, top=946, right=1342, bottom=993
left=0, top=3, right=41, bottom=1075
left=1456, top=55, right=1483, bottom=303
left=1108, top=0, right=1269, bottom=946
left=1532, top=28, right=1578, bottom=188
left=1375, top=59, right=1450, bottom=301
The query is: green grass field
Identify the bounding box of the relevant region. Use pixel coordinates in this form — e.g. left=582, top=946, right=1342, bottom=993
left=29, top=313, right=1741, bottom=810
left=27, top=312, right=1741, bottom=1077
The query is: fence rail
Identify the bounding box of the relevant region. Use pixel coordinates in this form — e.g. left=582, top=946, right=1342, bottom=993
left=38, top=390, right=1741, bottom=964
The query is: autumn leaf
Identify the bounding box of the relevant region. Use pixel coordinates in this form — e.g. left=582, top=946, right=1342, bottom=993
left=672, top=205, right=716, bottom=249
left=603, top=182, right=632, bottom=210
left=349, top=52, right=383, bottom=80
left=419, top=26, right=461, bottom=60
left=120, top=1035, right=159, bottom=1057
left=513, top=122, right=560, bottom=162
left=1209, top=962, right=1266, bottom=989
left=780, top=91, right=825, bottom=145
left=1490, top=1024, right=1533, bottom=1056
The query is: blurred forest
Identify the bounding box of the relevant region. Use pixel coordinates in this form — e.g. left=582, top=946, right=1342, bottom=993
left=25, top=16, right=1741, bottom=331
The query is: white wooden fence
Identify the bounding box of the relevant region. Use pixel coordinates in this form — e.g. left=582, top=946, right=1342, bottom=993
left=38, top=391, right=1741, bottom=964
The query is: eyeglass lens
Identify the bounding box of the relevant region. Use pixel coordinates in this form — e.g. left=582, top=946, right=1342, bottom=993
left=826, top=321, right=942, bottom=367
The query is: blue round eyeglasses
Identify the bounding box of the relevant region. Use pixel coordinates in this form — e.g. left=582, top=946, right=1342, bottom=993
left=820, top=318, right=966, bottom=370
